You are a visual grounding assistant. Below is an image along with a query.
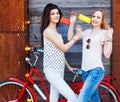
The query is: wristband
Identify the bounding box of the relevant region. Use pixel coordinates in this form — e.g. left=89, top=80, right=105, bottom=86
left=73, top=38, right=76, bottom=43
left=107, top=40, right=112, bottom=42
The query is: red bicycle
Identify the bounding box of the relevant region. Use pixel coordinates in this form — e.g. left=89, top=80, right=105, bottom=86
left=0, top=47, right=120, bottom=102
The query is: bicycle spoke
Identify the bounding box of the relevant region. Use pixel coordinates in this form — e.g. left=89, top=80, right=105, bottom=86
left=99, top=84, right=119, bottom=102
left=0, top=81, right=34, bottom=102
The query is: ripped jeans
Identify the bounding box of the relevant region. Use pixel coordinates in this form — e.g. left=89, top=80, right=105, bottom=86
left=77, top=67, right=104, bottom=102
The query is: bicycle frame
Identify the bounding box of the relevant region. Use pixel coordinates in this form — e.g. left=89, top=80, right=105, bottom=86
left=3, top=69, right=120, bottom=102
left=6, top=47, right=68, bottom=102
left=2, top=46, right=119, bottom=102
left=9, top=67, right=49, bottom=102
left=9, top=77, right=37, bottom=102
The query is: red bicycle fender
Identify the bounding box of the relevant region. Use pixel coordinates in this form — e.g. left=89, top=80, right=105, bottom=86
left=9, top=78, right=38, bottom=102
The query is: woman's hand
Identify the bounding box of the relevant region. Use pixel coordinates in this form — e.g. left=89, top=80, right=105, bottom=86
left=70, top=12, right=77, bottom=25
left=103, top=27, right=113, bottom=59
left=74, top=24, right=82, bottom=41
left=76, top=25, right=82, bottom=34
left=107, top=27, right=113, bottom=41
left=69, top=67, right=79, bottom=73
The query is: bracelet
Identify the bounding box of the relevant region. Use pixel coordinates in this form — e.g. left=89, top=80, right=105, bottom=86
left=107, top=38, right=112, bottom=42
left=107, top=40, right=112, bottom=42
left=73, top=38, right=76, bottom=43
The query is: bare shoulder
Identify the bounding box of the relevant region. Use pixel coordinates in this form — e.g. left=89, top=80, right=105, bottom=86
left=43, top=28, right=56, bottom=39
left=44, top=28, right=52, bottom=37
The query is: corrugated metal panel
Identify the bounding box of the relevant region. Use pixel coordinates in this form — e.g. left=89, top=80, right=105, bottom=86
left=29, top=0, right=112, bottom=78
left=112, top=0, right=120, bottom=89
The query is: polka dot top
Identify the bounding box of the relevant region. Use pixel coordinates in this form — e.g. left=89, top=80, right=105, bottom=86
left=43, top=34, right=65, bottom=73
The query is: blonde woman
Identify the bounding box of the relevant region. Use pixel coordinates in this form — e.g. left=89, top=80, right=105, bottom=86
left=68, top=9, right=113, bottom=102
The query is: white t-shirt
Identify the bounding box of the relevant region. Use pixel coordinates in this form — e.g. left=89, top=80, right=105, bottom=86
left=81, top=29, right=108, bottom=71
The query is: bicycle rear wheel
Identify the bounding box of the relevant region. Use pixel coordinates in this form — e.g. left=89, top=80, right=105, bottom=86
left=70, top=81, right=119, bottom=102
left=99, top=83, right=119, bottom=102
left=0, top=81, right=35, bottom=102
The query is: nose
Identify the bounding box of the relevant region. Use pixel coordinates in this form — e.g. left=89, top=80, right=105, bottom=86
left=55, top=14, right=60, bottom=18
left=92, top=17, right=97, bottom=22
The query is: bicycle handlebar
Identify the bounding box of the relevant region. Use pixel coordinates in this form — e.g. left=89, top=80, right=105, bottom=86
left=25, top=46, right=44, bottom=67
left=72, top=69, right=83, bottom=82
left=36, top=49, right=44, bottom=53
left=25, top=46, right=44, bottom=53
left=25, top=46, right=83, bottom=76
left=30, top=47, right=44, bottom=54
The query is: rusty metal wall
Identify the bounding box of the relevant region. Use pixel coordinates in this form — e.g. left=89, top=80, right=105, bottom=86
left=0, top=0, right=29, bottom=82
left=112, top=0, right=120, bottom=89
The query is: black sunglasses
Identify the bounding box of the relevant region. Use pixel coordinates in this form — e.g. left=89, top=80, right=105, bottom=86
left=86, top=39, right=91, bottom=49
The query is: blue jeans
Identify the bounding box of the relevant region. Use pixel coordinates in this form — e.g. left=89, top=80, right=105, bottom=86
left=77, top=67, right=104, bottom=102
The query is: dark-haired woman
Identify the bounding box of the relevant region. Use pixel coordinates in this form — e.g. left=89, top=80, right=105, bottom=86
left=40, top=3, right=81, bottom=102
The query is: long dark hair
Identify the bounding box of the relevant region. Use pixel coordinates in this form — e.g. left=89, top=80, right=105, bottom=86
left=40, top=3, right=62, bottom=47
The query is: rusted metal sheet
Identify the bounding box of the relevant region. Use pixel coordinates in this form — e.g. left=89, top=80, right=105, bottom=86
left=0, top=0, right=28, bottom=82
left=112, top=0, right=120, bottom=89
left=0, top=0, right=25, bottom=32
left=0, top=33, right=28, bottom=81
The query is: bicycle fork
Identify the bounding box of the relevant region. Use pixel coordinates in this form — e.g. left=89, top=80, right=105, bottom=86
left=15, top=82, right=30, bottom=102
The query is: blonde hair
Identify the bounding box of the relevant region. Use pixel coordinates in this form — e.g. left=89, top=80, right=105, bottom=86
left=92, top=9, right=109, bottom=30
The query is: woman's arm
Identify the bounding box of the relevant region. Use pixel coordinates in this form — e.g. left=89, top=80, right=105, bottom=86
left=65, top=58, right=78, bottom=73
left=103, top=28, right=113, bottom=58
left=68, top=12, right=82, bottom=41
left=44, top=13, right=82, bottom=52
left=45, top=29, right=79, bottom=52
left=68, top=12, right=77, bottom=41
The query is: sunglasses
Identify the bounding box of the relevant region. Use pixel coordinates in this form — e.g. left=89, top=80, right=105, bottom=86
left=86, top=39, right=91, bottom=49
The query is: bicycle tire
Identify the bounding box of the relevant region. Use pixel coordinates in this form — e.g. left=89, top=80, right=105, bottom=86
left=99, top=83, right=119, bottom=102
left=0, top=81, right=35, bottom=102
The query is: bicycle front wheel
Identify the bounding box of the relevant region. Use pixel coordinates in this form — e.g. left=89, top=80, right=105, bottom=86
left=99, top=83, right=119, bottom=102
left=0, top=81, right=35, bottom=102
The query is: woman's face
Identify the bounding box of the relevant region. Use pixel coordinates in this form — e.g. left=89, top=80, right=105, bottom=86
left=91, top=11, right=103, bottom=28
left=50, top=9, right=60, bottom=24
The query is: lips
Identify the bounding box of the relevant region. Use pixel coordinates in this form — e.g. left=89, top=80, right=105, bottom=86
left=92, top=21, right=98, bottom=24
left=92, top=20, right=99, bottom=26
